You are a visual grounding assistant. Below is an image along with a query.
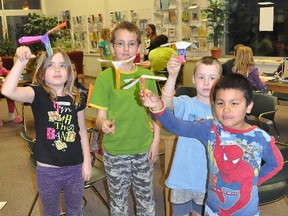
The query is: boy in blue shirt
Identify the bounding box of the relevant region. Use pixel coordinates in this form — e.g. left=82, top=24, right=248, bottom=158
left=161, top=55, right=222, bottom=216
left=140, top=73, right=284, bottom=216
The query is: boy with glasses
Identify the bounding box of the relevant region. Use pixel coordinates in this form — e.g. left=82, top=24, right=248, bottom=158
left=89, top=21, right=160, bottom=216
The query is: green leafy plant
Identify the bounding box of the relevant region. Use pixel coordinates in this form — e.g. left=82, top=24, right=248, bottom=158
left=0, top=34, right=15, bottom=56
left=204, top=0, right=230, bottom=48
left=54, top=31, right=80, bottom=52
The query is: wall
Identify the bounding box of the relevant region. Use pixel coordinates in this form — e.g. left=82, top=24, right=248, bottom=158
left=42, top=0, right=106, bottom=20
left=42, top=0, right=279, bottom=80
left=42, top=0, right=156, bottom=78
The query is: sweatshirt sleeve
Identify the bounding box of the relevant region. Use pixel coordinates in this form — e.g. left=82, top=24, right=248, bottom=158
left=154, top=108, right=212, bottom=145
left=258, top=136, right=284, bottom=185
left=249, top=67, right=267, bottom=90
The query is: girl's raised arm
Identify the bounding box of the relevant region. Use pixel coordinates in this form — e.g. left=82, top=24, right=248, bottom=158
left=1, top=46, right=36, bottom=103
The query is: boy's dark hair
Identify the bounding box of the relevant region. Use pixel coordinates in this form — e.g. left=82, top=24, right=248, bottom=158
left=212, top=73, right=253, bottom=106
left=152, top=34, right=168, bottom=48
left=110, top=21, right=141, bottom=45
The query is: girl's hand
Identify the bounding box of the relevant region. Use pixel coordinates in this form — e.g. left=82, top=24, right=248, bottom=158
left=16, top=46, right=36, bottom=62
left=82, top=160, right=92, bottom=181
left=167, top=55, right=181, bottom=77
left=148, top=140, right=159, bottom=163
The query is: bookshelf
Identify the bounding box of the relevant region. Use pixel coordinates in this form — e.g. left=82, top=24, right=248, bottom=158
left=153, top=0, right=177, bottom=42
left=182, top=0, right=207, bottom=51
left=71, top=14, right=103, bottom=54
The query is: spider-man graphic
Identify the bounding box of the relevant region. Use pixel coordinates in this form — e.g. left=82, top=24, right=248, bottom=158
left=211, top=132, right=254, bottom=216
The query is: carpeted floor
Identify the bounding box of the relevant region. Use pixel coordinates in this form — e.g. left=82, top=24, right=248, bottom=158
left=1, top=78, right=288, bottom=215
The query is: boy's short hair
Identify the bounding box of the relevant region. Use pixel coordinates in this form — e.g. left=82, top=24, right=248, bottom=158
left=194, top=56, right=222, bottom=76
left=212, top=73, right=253, bottom=106
left=110, top=21, right=141, bottom=45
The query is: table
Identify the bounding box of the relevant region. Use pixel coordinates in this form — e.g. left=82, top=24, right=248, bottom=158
left=266, top=79, right=288, bottom=94
left=0, top=74, right=32, bottom=87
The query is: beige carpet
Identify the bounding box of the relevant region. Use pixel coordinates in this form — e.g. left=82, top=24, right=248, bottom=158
left=1, top=81, right=288, bottom=215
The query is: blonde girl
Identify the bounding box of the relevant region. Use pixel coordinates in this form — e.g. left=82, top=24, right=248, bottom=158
left=99, top=27, right=113, bottom=71
left=233, top=46, right=267, bottom=91
left=1, top=46, right=92, bottom=216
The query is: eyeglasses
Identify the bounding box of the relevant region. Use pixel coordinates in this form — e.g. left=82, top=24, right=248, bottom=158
left=113, top=41, right=138, bottom=49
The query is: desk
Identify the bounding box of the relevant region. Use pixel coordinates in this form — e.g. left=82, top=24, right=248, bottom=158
left=266, top=79, right=288, bottom=94
left=0, top=74, right=32, bottom=87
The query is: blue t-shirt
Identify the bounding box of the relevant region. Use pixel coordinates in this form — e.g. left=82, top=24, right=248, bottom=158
left=99, top=39, right=112, bottom=57
left=166, top=96, right=212, bottom=193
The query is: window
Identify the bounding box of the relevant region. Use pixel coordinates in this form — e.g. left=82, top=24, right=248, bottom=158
left=0, top=0, right=41, bottom=53
left=226, top=0, right=288, bottom=57
left=3, top=0, right=40, bottom=10
left=6, top=16, right=28, bottom=48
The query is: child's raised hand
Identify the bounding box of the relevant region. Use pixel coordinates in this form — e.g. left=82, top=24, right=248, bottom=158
left=167, top=55, right=181, bottom=77
left=139, top=89, right=162, bottom=110
left=16, top=46, right=36, bottom=62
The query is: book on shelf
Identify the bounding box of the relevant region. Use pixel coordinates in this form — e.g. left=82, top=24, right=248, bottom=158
left=160, top=0, right=169, bottom=10
left=169, top=9, right=177, bottom=24
left=182, top=11, right=190, bottom=22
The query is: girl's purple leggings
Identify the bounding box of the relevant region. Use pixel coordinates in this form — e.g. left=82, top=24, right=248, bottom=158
left=36, top=164, right=84, bottom=216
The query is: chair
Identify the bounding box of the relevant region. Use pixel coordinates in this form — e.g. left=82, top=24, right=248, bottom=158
left=272, top=92, right=288, bottom=102
left=67, top=51, right=85, bottom=83
left=246, top=92, right=280, bottom=141
left=259, top=147, right=288, bottom=205
left=87, top=127, right=104, bottom=156
left=2, top=56, right=14, bottom=70
left=175, top=86, right=197, bottom=97
left=19, top=132, right=41, bottom=216
left=22, top=82, right=32, bottom=133
left=83, top=152, right=109, bottom=209
left=19, top=132, right=109, bottom=216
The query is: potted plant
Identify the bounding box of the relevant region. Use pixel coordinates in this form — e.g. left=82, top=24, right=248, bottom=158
left=54, top=32, right=80, bottom=52
left=204, top=0, right=230, bottom=58
left=0, top=34, right=15, bottom=57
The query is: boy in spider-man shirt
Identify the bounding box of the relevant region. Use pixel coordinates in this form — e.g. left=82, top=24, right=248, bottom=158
left=140, top=73, right=284, bottom=216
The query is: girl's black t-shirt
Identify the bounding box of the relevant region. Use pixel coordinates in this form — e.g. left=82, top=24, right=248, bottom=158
left=31, top=86, right=86, bottom=166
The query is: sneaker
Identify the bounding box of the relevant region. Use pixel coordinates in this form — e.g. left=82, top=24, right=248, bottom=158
left=0, top=120, right=3, bottom=126
left=13, top=116, right=23, bottom=124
